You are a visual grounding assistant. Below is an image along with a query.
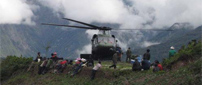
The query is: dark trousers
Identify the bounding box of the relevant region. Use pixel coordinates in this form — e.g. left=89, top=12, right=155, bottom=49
left=126, top=56, right=131, bottom=63
left=91, top=70, right=97, bottom=80
left=56, top=64, right=62, bottom=73
left=38, top=66, right=45, bottom=75
left=73, top=67, right=82, bottom=76
left=118, top=57, right=121, bottom=61
left=109, top=64, right=116, bottom=69
left=142, top=66, right=150, bottom=70
left=43, top=67, right=48, bottom=74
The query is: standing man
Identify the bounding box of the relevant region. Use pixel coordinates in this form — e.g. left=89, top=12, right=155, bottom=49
left=126, top=47, right=132, bottom=63
left=169, top=46, right=176, bottom=57
left=109, top=51, right=118, bottom=69
left=117, top=47, right=123, bottom=62
left=91, top=61, right=102, bottom=80
left=35, top=52, right=42, bottom=62
left=51, top=52, right=58, bottom=62
left=143, top=49, right=150, bottom=61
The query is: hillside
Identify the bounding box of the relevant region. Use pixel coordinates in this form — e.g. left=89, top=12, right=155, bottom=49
left=0, top=0, right=201, bottom=61
left=134, top=26, right=202, bottom=62
left=1, top=41, right=201, bottom=85
left=0, top=1, right=90, bottom=58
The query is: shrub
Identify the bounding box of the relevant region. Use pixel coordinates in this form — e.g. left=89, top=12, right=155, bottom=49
left=162, top=41, right=201, bottom=69
left=0, top=56, right=33, bottom=80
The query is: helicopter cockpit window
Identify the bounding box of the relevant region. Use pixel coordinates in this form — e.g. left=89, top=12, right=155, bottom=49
left=108, top=38, right=115, bottom=43
left=98, top=30, right=110, bottom=35
left=98, top=37, right=114, bottom=44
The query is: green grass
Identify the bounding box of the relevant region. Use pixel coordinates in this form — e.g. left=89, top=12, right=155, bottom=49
left=2, top=59, right=201, bottom=85
left=1, top=41, right=201, bottom=85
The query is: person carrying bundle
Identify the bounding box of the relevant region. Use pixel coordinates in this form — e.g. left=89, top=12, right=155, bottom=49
left=91, top=61, right=102, bottom=80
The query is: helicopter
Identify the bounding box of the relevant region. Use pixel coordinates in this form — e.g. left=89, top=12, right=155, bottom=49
left=42, top=18, right=173, bottom=60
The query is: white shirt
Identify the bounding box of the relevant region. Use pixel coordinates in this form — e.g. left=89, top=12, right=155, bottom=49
left=93, top=63, right=102, bottom=70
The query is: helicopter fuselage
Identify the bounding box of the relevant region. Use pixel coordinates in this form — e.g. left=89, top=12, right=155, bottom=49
left=91, top=32, right=117, bottom=60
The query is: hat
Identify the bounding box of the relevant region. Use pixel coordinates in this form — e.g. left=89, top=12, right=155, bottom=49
left=76, top=58, right=81, bottom=60
left=75, top=60, right=78, bottom=62
left=170, top=46, right=175, bottom=50
left=147, top=49, right=150, bottom=52
left=81, top=58, right=86, bottom=62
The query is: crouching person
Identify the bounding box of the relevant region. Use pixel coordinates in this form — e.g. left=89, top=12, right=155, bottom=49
left=132, top=58, right=141, bottom=71
left=55, top=60, right=68, bottom=73
left=153, top=63, right=160, bottom=72
left=60, top=60, right=68, bottom=73
left=153, top=60, right=163, bottom=72
left=43, top=58, right=53, bottom=74
left=71, top=59, right=83, bottom=77
left=141, top=59, right=150, bottom=71
left=91, top=61, right=102, bottom=80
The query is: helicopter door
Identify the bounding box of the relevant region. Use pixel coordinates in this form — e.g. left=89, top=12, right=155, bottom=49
left=93, top=38, right=98, bottom=46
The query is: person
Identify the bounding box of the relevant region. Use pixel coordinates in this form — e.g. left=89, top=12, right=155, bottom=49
left=55, top=60, right=68, bottom=73
left=116, top=47, right=123, bottom=61
left=51, top=52, right=58, bottom=62
left=28, top=52, right=42, bottom=72
left=109, top=51, right=118, bottom=69
left=81, top=58, right=87, bottom=67
left=43, top=58, right=53, bottom=73
left=54, top=59, right=64, bottom=73
left=153, top=63, right=160, bottom=72
left=169, top=46, right=176, bottom=57
left=38, top=57, right=48, bottom=75
left=126, top=47, right=132, bottom=63
left=143, top=49, right=150, bottom=61
left=68, top=60, right=73, bottom=65
left=91, top=61, right=102, bottom=80
left=132, top=58, right=141, bottom=71
left=35, top=52, right=42, bottom=62
left=141, top=59, right=150, bottom=70
left=155, top=60, right=163, bottom=71
left=71, top=59, right=84, bottom=77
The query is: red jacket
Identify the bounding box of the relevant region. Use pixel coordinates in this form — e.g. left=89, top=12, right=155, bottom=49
left=60, top=60, right=67, bottom=65
left=158, top=64, right=163, bottom=70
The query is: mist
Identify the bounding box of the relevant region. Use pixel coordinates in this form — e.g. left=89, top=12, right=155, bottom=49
left=0, top=0, right=38, bottom=25
left=1, top=0, right=201, bottom=55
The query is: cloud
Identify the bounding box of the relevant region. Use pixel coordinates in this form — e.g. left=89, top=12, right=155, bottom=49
left=141, top=41, right=160, bottom=47
left=130, top=0, right=202, bottom=28
left=116, top=38, right=128, bottom=51
left=39, top=0, right=201, bottom=52
left=76, top=30, right=99, bottom=55
left=0, top=0, right=37, bottom=25
left=40, top=0, right=201, bottom=29
left=76, top=44, right=91, bottom=54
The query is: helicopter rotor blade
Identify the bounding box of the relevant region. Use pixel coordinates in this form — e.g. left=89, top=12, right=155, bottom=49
left=111, top=28, right=173, bottom=31
left=62, top=18, right=101, bottom=29
left=41, top=23, right=97, bottom=30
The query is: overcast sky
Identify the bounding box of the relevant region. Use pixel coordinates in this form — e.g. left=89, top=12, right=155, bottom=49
left=0, top=0, right=201, bottom=28
left=1, top=0, right=201, bottom=55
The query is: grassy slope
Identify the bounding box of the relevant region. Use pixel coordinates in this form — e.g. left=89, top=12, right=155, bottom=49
left=1, top=42, right=201, bottom=85
left=2, top=59, right=201, bottom=85
left=134, top=26, right=201, bottom=62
